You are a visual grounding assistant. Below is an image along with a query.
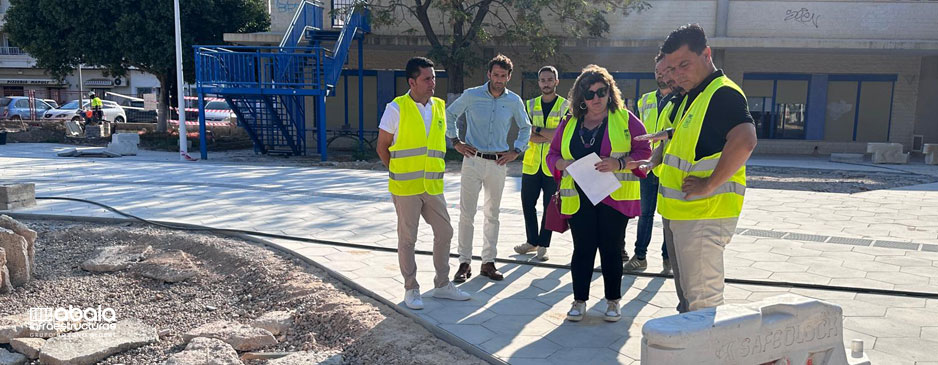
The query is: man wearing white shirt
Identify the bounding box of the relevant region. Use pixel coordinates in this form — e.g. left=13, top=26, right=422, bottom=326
left=376, top=57, right=471, bottom=310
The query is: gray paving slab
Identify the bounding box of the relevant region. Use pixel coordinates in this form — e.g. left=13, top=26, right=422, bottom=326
left=3, top=144, right=938, bottom=364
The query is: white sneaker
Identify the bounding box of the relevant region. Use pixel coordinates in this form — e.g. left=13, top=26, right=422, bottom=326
left=404, top=289, right=424, bottom=309
left=534, top=247, right=549, bottom=261
left=514, top=242, right=537, bottom=254
left=604, top=299, right=621, bottom=322
left=432, top=282, right=471, bottom=301
left=566, top=300, right=586, bottom=321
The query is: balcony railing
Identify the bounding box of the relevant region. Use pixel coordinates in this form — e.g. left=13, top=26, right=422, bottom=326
left=0, top=47, right=25, bottom=55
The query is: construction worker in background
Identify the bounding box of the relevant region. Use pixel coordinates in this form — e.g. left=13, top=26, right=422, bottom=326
left=89, top=92, right=103, bottom=124
left=514, top=65, right=568, bottom=262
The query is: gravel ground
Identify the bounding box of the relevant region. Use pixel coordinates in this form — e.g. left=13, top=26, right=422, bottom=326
left=0, top=220, right=486, bottom=365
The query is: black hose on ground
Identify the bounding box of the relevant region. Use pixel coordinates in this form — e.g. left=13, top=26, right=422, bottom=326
left=34, top=196, right=938, bottom=299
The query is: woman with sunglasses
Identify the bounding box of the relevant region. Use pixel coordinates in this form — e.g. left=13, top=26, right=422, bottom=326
left=546, top=64, right=651, bottom=322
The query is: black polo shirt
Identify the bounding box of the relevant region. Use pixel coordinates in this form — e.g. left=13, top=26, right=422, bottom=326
left=674, top=70, right=754, bottom=160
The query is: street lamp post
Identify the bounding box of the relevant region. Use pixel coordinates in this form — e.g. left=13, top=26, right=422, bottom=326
left=174, top=0, right=193, bottom=161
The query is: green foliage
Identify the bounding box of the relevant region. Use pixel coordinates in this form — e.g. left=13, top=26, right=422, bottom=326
left=364, top=0, right=650, bottom=92
left=3, top=0, right=269, bottom=84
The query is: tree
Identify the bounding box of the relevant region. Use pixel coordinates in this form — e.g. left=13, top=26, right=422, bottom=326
left=364, top=0, right=650, bottom=94
left=3, top=0, right=269, bottom=132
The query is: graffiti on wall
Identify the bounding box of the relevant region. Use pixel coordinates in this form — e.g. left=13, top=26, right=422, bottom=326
left=784, top=8, right=820, bottom=28
left=276, top=0, right=300, bottom=13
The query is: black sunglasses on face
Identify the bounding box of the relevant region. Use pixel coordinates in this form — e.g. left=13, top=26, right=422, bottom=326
left=584, top=87, right=608, bottom=100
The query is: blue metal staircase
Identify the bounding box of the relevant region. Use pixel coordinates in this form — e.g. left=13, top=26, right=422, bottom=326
left=194, top=0, right=369, bottom=159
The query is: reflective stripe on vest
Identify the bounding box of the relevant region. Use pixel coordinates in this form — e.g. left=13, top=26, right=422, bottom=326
left=523, top=96, right=568, bottom=177
left=558, top=109, right=641, bottom=215
left=656, top=75, right=747, bottom=220
left=651, top=97, right=685, bottom=177
left=387, top=94, right=447, bottom=196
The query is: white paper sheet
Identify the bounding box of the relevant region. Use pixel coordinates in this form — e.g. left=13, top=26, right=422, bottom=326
left=565, top=152, right=621, bottom=206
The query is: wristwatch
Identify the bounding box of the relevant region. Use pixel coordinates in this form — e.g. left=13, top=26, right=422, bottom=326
left=665, top=128, right=674, bottom=140
left=535, top=127, right=542, bottom=134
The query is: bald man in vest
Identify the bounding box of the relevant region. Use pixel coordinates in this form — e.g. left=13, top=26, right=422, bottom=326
left=377, top=57, right=471, bottom=310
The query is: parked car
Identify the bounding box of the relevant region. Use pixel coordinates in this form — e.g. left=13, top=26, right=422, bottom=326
left=43, top=99, right=59, bottom=109
left=174, top=98, right=237, bottom=124
left=116, top=99, right=157, bottom=123
left=0, top=96, right=55, bottom=120
left=42, top=99, right=127, bottom=123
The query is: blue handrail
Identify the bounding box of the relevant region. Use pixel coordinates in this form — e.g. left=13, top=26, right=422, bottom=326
left=280, top=0, right=324, bottom=48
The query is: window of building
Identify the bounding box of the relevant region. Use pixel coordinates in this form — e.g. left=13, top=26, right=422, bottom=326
left=825, top=75, right=896, bottom=142
left=742, top=74, right=810, bottom=139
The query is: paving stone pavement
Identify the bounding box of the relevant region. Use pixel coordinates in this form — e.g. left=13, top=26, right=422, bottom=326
left=2, top=143, right=938, bottom=364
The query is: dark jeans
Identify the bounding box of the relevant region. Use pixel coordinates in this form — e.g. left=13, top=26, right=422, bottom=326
left=634, top=172, right=669, bottom=260
left=521, top=172, right=557, bottom=247
left=569, top=194, right=628, bottom=301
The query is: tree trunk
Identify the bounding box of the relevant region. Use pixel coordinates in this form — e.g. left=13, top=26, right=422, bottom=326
left=446, top=61, right=465, bottom=95
left=156, top=74, right=169, bottom=133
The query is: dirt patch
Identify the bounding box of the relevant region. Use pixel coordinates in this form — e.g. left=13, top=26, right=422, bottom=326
left=746, top=166, right=938, bottom=193
left=0, top=220, right=486, bottom=365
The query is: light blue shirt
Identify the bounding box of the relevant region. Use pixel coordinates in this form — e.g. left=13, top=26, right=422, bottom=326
left=446, top=82, right=531, bottom=153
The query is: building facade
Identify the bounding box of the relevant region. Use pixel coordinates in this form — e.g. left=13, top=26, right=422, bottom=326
left=228, top=0, right=938, bottom=154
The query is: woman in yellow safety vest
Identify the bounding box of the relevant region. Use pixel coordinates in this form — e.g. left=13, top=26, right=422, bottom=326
left=546, top=65, right=651, bottom=323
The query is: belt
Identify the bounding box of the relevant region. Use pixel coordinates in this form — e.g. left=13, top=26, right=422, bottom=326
left=474, top=151, right=504, bottom=160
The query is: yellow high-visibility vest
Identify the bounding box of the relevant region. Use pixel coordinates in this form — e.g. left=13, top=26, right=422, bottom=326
left=523, top=95, right=568, bottom=177
left=657, top=75, right=747, bottom=220
left=387, top=94, right=447, bottom=196
left=558, top=109, right=640, bottom=215
left=652, top=96, right=685, bottom=177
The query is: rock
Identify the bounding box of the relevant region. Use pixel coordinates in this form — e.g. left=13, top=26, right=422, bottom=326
left=183, top=321, right=277, bottom=352
left=251, top=311, right=293, bottom=336
left=162, top=337, right=241, bottom=365
left=0, top=314, right=28, bottom=344
left=0, top=228, right=30, bottom=286
left=0, top=248, right=12, bottom=294
left=39, top=319, right=158, bottom=365
left=0, top=348, right=26, bottom=365
left=80, top=245, right=153, bottom=272
left=0, top=216, right=36, bottom=274
left=134, top=250, right=199, bottom=283
left=10, top=337, right=44, bottom=360
left=267, top=351, right=342, bottom=365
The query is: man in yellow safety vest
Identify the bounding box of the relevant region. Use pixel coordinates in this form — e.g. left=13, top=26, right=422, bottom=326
left=376, top=57, right=472, bottom=310
left=636, top=24, right=758, bottom=313
left=513, top=66, right=568, bottom=262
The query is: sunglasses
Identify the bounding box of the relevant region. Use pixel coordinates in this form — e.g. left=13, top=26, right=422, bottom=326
left=584, top=87, right=608, bottom=100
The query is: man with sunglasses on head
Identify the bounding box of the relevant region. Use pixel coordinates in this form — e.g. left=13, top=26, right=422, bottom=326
left=636, top=24, right=757, bottom=313
left=446, top=54, right=532, bottom=282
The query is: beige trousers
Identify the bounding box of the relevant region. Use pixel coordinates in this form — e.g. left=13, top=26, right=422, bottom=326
left=392, top=192, right=453, bottom=290
left=663, top=217, right=739, bottom=313
left=457, top=155, right=508, bottom=264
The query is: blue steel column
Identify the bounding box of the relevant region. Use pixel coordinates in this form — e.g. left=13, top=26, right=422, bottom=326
left=358, top=38, right=364, bottom=153
left=198, top=92, right=207, bottom=159
left=318, top=95, right=327, bottom=160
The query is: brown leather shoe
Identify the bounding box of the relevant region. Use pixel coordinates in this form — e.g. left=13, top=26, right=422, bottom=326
left=454, top=263, right=472, bottom=283
left=480, top=262, right=504, bottom=281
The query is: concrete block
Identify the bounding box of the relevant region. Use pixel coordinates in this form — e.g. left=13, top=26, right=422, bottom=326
left=829, top=153, right=864, bottom=163
left=106, top=141, right=138, bottom=156
left=641, top=294, right=855, bottom=365
left=866, top=143, right=909, bottom=164
left=111, top=133, right=140, bottom=145
left=0, top=184, right=36, bottom=211
left=924, top=144, right=938, bottom=165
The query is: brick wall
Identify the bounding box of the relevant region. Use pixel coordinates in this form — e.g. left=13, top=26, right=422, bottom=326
left=727, top=1, right=938, bottom=40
